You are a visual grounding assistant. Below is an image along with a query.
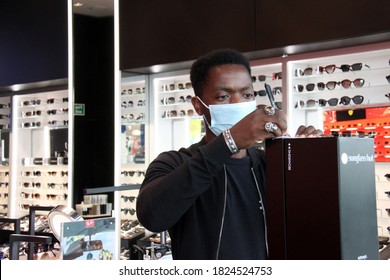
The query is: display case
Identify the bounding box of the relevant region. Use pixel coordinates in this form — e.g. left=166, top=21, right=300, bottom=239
left=150, top=70, right=204, bottom=159
left=119, top=75, right=148, bottom=245
left=0, top=95, right=11, bottom=217
left=286, top=44, right=390, bottom=135
left=8, top=89, right=70, bottom=218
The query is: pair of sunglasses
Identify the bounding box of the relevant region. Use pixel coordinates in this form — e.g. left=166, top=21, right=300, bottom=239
left=296, top=63, right=369, bottom=76
left=121, top=195, right=136, bottom=203
left=339, top=63, right=370, bottom=72
left=296, top=95, right=364, bottom=108
left=319, top=95, right=364, bottom=106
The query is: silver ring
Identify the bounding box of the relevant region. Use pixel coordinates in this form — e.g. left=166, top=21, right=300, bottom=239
left=264, top=105, right=276, bottom=116
left=265, top=122, right=278, bottom=133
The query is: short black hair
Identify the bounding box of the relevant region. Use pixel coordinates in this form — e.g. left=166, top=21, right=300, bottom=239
left=190, top=49, right=251, bottom=97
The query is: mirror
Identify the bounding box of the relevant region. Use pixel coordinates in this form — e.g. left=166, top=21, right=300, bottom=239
left=121, top=123, right=145, bottom=164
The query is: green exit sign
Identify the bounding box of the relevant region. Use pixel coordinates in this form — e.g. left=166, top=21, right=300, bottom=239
left=74, top=103, right=85, bottom=116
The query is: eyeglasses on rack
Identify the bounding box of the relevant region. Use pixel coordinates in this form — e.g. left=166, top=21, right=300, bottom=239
left=21, top=110, right=41, bottom=117
left=48, top=120, right=68, bottom=126
left=339, top=63, right=370, bottom=72
left=295, top=81, right=342, bottom=91
left=121, top=170, right=145, bottom=177
left=296, top=95, right=364, bottom=108
left=162, top=110, right=195, bottom=118
left=46, top=98, right=63, bottom=104
left=21, top=122, right=41, bottom=128
left=340, top=78, right=365, bottom=89
left=47, top=108, right=68, bottom=115
left=251, top=75, right=272, bottom=82
left=254, top=90, right=266, bottom=97
left=295, top=63, right=370, bottom=77
left=20, top=192, right=41, bottom=199
left=47, top=183, right=68, bottom=189
left=272, top=87, right=282, bottom=95
left=122, top=101, right=133, bottom=108
left=22, top=182, right=41, bottom=188
left=22, top=99, right=41, bottom=106
left=161, top=97, right=175, bottom=105
left=177, top=82, right=192, bottom=90
left=318, top=64, right=337, bottom=74
left=121, top=195, right=136, bottom=203
left=46, top=194, right=67, bottom=201
left=0, top=193, right=8, bottom=199
left=121, top=208, right=136, bottom=215
left=339, top=95, right=364, bottom=105
left=23, top=171, right=42, bottom=177
left=179, top=95, right=192, bottom=103
left=320, top=95, right=364, bottom=106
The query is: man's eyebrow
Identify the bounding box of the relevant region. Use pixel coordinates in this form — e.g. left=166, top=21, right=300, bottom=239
left=214, top=84, right=253, bottom=92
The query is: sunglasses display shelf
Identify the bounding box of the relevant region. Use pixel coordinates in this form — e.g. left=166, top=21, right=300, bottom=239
left=121, top=83, right=146, bottom=123
left=152, top=73, right=204, bottom=157
left=121, top=78, right=147, bottom=164
left=0, top=96, right=11, bottom=217
left=250, top=63, right=283, bottom=109
left=158, top=82, right=196, bottom=119
left=0, top=169, right=9, bottom=217
left=11, top=90, right=69, bottom=218
left=288, top=47, right=390, bottom=134
left=119, top=169, right=143, bottom=222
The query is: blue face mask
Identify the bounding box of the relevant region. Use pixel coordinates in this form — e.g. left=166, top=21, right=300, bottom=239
left=197, top=97, right=257, bottom=136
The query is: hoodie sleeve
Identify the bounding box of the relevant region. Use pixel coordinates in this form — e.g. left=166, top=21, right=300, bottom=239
left=136, top=134, right=233, bottom=232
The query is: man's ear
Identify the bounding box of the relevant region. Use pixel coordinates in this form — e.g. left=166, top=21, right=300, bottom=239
left=191, top=96, right=203, bottom=116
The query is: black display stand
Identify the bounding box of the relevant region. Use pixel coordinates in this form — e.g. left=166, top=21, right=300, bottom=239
left=0, top=217, right=21, bottom=243
left=265, top=137, right=379, bottom=260
left=9, top=234, right=52, bottom=260
left=27, top=206, right=55, bottom=260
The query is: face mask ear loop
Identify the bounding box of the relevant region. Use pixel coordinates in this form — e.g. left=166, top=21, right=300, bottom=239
left=202, top=114, right=211, bottom=128
left=196, top=96, right=209, bottom=110
left=196, top=96, right=213, bottom=133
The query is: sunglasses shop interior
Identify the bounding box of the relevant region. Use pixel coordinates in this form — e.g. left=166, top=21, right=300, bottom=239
left=0, top=0, right=390, bottom=261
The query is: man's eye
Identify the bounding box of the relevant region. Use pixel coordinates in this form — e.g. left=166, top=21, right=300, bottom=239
left=215, top=95, right=228, bottom=101
left=243, top=93, right=254, bottom=99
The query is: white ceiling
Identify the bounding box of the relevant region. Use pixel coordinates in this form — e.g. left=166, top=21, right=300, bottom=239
left=73, top=0, right=114, bottom=17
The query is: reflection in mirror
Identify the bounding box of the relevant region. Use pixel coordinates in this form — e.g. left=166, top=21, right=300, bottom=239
left=0, top=131, right=9, bottom=165
left=121, top=124, right=145, bottom=164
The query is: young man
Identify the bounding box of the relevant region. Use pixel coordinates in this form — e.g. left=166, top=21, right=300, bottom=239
left=136, top=49, right=322, bottom=259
